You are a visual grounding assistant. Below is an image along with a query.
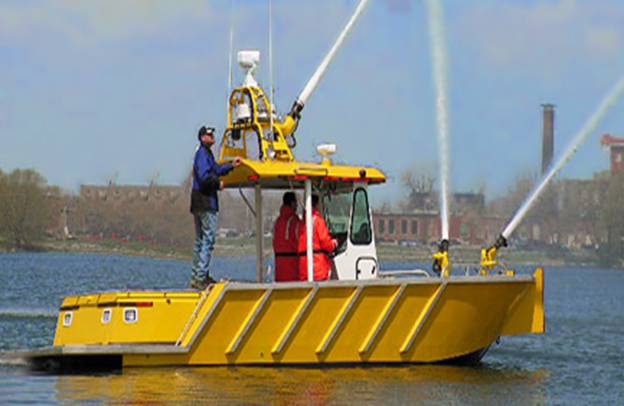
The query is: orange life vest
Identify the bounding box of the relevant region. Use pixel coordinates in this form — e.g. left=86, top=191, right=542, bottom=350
left=273, top=205, right=300, bottom=282
left=298, top=208, right=336, bottom=281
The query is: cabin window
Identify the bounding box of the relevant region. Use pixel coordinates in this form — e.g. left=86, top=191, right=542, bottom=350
left=62, top=312, right=73, bottom=327
left=389, top=219, right=395, bottom=234
left=124, top=308, right=138, bottom=324
left=101, top=308, right=112, bottom=324
left=323, top=192, right=352, bottom=239
left=411, top=220, right=418, bottom=235
left=401, top=220, right=407, bottom=235
left=350, top=188, right=372, bottom=245
left=378, top=219, right=385, bottom=233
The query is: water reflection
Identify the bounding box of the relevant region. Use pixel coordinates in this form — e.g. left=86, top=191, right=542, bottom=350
left=4, top=255, right=621, bottom=404
left=54, top=364, right=548, bottom=404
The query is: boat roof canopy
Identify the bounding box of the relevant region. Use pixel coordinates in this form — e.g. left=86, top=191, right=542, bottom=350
left=221, top=159, right=386, bottom=190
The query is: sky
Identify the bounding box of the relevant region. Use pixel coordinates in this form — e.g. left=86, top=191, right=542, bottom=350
left=1, top=0, right=624, bottom=205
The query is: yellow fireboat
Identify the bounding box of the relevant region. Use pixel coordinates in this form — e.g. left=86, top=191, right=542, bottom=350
left=25, top=3, right=544, bottom=371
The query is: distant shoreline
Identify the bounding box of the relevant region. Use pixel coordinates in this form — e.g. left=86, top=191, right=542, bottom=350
left=0, top=237, right=609, bottom=269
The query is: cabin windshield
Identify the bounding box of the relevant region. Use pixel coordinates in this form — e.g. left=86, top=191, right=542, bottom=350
left=322, top=191, right=352, bottom=249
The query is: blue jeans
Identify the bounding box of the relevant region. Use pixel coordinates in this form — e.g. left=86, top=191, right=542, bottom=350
left=191, top=211, right=218, bottom=282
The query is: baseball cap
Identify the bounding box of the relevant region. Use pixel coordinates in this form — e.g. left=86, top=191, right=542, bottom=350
left=198, top=126, right=216, bottom=139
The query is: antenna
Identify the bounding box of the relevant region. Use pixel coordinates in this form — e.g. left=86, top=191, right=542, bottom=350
left=268, top=0, right=275, bottom=147
left=227, top=0, right=235, bottom=114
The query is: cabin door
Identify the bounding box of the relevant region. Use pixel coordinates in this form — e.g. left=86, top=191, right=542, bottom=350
left=332, top=184, right=378, bottom=280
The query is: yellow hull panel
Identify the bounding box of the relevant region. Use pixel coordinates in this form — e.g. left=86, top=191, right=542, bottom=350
left=50, top=270, right=544, bottom=367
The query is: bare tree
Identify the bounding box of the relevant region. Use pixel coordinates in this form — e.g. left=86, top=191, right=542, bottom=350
left=0, top=169, right=50, bottom=248
left=399, top=166, right=436, bottom=211
left=400, top=168, right=435, bottom=195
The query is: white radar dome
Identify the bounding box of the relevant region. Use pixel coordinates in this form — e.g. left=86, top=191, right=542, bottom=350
left=238, top=50, right=260, bottom=87
left=316, top=144, right=337, bottom=157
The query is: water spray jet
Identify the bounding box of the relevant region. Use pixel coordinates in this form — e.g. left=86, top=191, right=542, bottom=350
left=481, top=75, right=624, bottom=271
left=280, top=0, right=370, bottom=142
left=425, top=0, right=452, bottom=275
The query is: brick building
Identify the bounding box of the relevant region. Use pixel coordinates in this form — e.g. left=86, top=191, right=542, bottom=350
left=373, top=210, right=504, bottom=245
left=373, top=191, right=500, bottom=245
left=601, top=134, right=624, bottom=175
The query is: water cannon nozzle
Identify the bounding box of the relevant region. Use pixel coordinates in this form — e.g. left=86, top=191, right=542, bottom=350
left=480, top=235, right=507, bottom=274
left=494, top=235, right=508, bottom=249
left=289, top=101, right=304, bottom=120
left=432, top=239, right=451, bottom=277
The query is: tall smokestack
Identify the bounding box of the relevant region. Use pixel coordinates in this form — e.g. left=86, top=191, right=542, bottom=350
left=541, top=103, right=555, bottom=174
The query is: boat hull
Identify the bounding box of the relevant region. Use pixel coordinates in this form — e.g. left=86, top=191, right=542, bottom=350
left=30, top=269, right=544, bottom=369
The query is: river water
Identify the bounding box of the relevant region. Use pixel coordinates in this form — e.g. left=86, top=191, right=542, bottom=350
left=0, top=253, right=622, bottom=405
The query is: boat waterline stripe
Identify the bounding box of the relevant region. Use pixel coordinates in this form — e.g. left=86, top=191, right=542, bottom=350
left=60, top=302, right=154, bottom=311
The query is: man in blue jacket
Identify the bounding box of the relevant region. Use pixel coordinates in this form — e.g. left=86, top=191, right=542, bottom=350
left=190, top=126, right=241, bottom=289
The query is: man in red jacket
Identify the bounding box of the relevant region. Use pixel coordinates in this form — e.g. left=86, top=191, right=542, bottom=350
left=273, top=192, right=300, bottom=282
left=298, top=195, right=338, bottom=281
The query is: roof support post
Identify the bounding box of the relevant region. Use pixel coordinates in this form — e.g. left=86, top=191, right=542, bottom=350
left=255, top=184, right=264, bottom=283
left=305, top=179, right=314, bottom=282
